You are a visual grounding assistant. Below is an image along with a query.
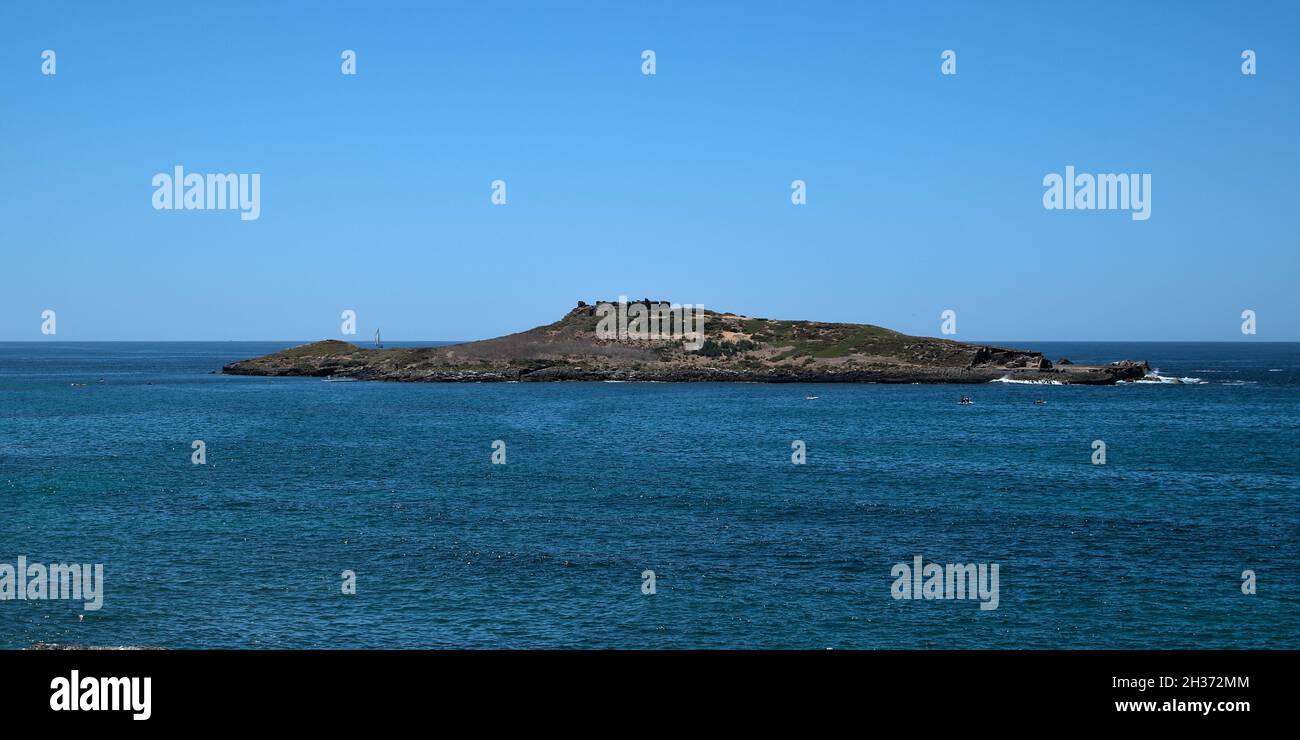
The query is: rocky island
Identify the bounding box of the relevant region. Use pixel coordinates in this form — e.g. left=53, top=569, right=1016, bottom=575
left=223, top=301, right=1150, bottom=384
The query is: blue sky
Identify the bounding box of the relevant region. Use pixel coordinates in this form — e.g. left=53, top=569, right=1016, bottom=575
left=1, top=1, right=1296, bottom=341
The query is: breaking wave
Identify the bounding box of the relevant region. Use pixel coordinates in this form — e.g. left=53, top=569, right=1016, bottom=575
left=990, top=376, right=1064, bottom=385
left=1124, top=369, right=1207, bottom=385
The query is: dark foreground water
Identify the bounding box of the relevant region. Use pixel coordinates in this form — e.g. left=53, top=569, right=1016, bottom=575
left=1, top=341, right=1297, bottom=649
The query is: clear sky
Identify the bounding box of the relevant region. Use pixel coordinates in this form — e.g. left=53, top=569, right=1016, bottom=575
left=2, top=1, right=1296, bottom=341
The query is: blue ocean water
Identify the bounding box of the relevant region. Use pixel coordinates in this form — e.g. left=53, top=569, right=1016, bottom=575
left=1, top=341, right=1297, bottom=649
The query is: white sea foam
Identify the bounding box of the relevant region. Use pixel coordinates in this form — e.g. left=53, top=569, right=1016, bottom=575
left=1126, top=369, right=1207, bottom=385
left=990, top=376, right=1063, bottom=385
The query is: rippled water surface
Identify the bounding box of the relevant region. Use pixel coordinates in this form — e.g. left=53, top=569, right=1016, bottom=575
left=2, top=341, right=1297, bottom=648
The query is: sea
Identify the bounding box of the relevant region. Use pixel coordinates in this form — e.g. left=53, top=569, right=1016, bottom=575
left=1, top=341, right=1297, bottom=649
